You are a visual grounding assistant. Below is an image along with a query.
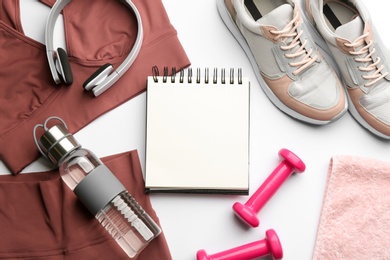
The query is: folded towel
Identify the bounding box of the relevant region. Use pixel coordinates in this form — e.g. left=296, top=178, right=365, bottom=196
left=313, top=155, right=390, bottom=259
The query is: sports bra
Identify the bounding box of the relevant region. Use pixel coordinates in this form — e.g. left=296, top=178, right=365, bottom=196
left=0, top=0, right=190, bottom=174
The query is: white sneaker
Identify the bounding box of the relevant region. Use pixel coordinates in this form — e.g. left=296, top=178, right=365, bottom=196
left=306, top=0, right=390, bottom=139
left=217, top=0, right=347, bottom=125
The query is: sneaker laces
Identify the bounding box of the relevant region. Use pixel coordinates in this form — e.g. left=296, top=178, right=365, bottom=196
left=345, top=32, right=389, bottom=87
left=270, top=10, right=318, bottom=75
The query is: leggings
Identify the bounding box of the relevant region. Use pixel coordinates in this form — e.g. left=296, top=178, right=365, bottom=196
left=0, top=151, right=171, bottom=260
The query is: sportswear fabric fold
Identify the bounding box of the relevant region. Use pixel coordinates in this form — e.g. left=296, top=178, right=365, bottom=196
left=0, top=150, right=172, bottom=259
left=0, top=0, right=190, bottom=174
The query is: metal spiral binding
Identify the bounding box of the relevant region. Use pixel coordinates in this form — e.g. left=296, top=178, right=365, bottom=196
left=151, top=66, right=243, bottom=84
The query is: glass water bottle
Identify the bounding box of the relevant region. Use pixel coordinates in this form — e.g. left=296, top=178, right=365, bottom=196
left=33, top=117, right=161, bottom=258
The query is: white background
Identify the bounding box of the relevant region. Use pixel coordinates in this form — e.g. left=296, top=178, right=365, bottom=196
left=1, top=0, right=390, bottom=259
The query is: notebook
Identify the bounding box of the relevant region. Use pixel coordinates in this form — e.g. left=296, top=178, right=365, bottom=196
left=144, top=67, right=250, bottom=194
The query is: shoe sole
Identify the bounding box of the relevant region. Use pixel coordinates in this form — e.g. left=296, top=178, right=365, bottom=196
left=216, top=0, right=346, bottom=125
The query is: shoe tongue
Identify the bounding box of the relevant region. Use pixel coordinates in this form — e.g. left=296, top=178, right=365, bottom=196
left=335, top=15, right=364, bottom=42
left=258, top=4, right=293, bottom=31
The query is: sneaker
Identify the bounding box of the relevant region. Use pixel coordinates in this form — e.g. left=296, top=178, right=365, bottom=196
left=306, top=0, right=390, bottom=139
left=217, top=0, right=347, bottom=125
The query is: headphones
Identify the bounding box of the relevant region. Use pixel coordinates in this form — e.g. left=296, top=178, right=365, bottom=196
left=45, top=0, right=143, bottom=97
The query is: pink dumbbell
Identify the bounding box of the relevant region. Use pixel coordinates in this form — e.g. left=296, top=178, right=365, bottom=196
left=233, top=148, right=305, bottom=227
left=197, top=229, right=283, bottom=260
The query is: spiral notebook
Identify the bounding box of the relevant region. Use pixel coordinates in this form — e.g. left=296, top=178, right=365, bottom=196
left=145, top=67, right=250, bottom=194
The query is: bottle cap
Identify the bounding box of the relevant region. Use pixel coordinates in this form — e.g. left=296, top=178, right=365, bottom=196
left=33, top=117, right=81, bottom=166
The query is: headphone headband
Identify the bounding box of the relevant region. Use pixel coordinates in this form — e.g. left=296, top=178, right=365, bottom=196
left=45, top=0, right=143, bottom=97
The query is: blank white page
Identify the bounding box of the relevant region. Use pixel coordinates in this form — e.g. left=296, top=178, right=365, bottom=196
left=145, top=72, right=250, bottom=194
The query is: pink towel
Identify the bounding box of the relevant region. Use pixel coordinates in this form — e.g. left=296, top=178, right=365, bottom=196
left=313, top=155, right=390, bottom=259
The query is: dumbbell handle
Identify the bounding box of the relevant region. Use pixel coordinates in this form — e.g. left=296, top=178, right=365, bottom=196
left=246, top=161, right=294, bottom=212
left=209, top=239, right=269, bottom=260
left=196, top=229, right=283, bottom=260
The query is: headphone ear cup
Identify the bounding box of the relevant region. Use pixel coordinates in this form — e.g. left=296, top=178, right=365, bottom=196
left=83, top=63, right=114, bottom=91
left=57, top=48, right=73, bottom=84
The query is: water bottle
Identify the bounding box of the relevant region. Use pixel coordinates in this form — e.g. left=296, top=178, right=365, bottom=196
left=33, top=117, right=161, bottom=258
